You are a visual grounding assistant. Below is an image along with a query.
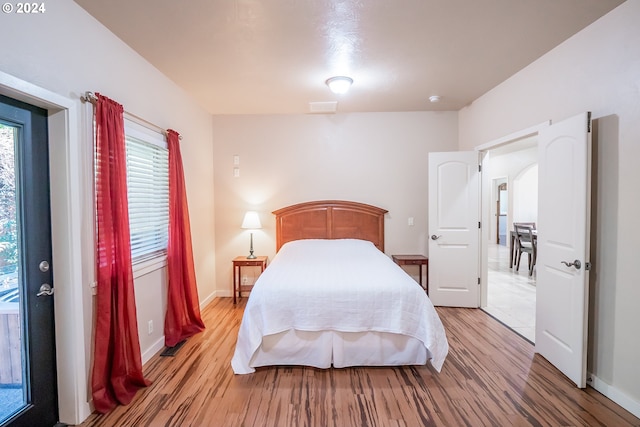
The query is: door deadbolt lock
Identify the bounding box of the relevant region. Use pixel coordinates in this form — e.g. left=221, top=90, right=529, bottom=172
left=39, top=260, right=50, bottom=272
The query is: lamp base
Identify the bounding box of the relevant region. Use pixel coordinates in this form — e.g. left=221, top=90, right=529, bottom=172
left=246, top=232, right=257, bottom=259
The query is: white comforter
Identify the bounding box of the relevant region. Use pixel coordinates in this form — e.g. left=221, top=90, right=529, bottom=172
left=231, top=239, right=448, bottom=374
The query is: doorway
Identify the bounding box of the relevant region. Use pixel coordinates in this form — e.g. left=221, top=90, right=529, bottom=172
left=0, top=96, right=58, bottom=426
left=482, top=138, right=538, bottom=343
left=1, top=70, right=92, bottom=425
left=436, top=114, right=591, bottom=387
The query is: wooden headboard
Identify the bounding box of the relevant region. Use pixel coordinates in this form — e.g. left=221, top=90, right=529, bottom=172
left=273, top=200, right=388, bottom=252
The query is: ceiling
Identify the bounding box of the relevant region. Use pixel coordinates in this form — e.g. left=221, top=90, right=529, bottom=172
left=73, top=0, right=625, bottom=115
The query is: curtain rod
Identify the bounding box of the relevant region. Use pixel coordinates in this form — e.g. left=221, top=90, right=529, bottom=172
left=81, top=91, right=182, bottom=140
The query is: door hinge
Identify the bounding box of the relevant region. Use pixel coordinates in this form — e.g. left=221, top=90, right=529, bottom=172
left=478, top=277, right=481, bottom=285
left=587, top=111, right=592, bottom=133
left=478, top=164, right=482, bottom=172
left=478, top=221, right=481, bottom=229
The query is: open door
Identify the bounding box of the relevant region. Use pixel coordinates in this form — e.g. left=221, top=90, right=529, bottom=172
left=535, top=112, right=591, bottom=388
left=428, top=151, right=480, bottom=307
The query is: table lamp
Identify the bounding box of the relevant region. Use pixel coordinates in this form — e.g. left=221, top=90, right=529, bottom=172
left=241, top=211, right=261, bottom=259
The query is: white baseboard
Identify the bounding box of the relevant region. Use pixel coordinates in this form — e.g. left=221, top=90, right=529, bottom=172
left=138, top=291, right=222, bottom=367
left=200, top=290, right=234, bottom=310
left=589, top=373, right=640, bottom=419
left=79, top=400, right=93, bottom=424
left=199, top=290, right=217, bottom=310
left=142, top=336, right=165, bottom=365
left=138, top=290, right=222, bottom=367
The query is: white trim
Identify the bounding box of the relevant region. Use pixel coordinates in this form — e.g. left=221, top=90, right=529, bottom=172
left=590, top=374, right=640, bottom=419
left=0, top=71, right=91, bottom=424
left=124, top=118, right=167, bottom=149
left=132, top=255, right=167, bottom=278
left=478, top=151, right=490, bottom=308
left=199, top=290, right=217, bottom=310
left=141, top=336, right=165, bottom=365
left=138, top=291, right=218, bottom=365
left=475, top=121, right=550, bottom=152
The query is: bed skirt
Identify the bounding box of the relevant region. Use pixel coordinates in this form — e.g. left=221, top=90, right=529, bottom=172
left=232, top=329, right=429, bottom=374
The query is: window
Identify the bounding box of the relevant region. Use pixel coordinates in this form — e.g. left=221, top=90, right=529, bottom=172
left=124, top=120, right=169, bottom=264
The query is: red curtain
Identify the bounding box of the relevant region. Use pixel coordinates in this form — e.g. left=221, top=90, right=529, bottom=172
left=164, top=129, right=205, bottom=347
left=92, top=93, right=150, bottom=413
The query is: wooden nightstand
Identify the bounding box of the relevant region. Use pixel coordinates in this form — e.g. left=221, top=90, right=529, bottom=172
left=392, top=255, right=429, bottom=294
left=232, top=256, right=268, bottom=304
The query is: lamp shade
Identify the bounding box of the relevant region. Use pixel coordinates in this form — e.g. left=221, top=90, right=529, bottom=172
left=325, top=76, right=353, bottom=94
left=241, top=211, right=262, bottom=229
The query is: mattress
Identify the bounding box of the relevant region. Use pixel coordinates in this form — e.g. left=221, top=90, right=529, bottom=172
left=231, top=239, right=448, bottom=374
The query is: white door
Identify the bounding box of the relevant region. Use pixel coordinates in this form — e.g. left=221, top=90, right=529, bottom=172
left=536, top=112, right=591, bottom=388
left=428, top=151, right=480, bottom=307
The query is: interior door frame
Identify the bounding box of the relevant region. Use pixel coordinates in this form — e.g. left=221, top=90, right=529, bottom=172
left=0, top=72, right=91, bottom=424
left=476, top=121, right=550, bottom=309
left=493, top=178, right=508, bottom=245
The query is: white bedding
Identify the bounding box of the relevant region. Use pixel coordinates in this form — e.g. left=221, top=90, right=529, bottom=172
left=231, top=239, right=449, bottom=374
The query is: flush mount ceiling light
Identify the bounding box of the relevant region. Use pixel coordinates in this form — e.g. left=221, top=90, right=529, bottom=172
left=325, top=76, right=353, bottom=94
left=429, top=95, right=441, bottom=103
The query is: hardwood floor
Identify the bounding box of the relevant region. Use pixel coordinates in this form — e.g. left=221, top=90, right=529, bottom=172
left=78, top=298, right=640, bottom=427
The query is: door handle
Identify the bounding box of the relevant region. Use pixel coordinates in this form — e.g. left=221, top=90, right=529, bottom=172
left=561, top=260, right=582, bottom=270
left=431, top=235, right=442, bottom=240
left=36, top=283, right=54, bottom=297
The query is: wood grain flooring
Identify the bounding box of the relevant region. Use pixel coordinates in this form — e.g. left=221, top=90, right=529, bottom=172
left=78, top=298, right=640, bottom=427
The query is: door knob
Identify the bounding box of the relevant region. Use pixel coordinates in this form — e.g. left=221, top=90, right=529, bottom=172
left=561, top=260, right=582, bottom=270
left=36, top=283, right=54, bottom=297
left=431, top=235, right=442, bottom=240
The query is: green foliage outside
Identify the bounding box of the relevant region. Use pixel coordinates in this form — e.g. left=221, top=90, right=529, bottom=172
left=0, top=123, right=17, bottom=278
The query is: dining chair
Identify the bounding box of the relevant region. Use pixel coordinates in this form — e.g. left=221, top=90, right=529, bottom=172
left=514, top=224, right=537, bottom=276
left=513, top=222, right=536, bottom=229
left=510, top=222, right=536, bottom=268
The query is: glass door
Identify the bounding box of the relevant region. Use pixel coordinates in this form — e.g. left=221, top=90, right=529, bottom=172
left=0, top=95, right=57, bottom=427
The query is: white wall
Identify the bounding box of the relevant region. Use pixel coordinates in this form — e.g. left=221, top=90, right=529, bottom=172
left=459, top=0, right=640, bottom=416
left=212, top=112, right=458, bottom=291
left=512, top=164, right=538, bottom=224
left=0, top=0, right=215, bottom=423
left=486, top=147, right=538, bottom=242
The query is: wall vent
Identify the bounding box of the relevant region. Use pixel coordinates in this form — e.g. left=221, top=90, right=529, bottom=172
left=308, top=101, right=338, bottom=114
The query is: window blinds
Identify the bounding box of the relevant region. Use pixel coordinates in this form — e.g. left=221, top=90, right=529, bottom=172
left=125, top=129, right=169, bottom=263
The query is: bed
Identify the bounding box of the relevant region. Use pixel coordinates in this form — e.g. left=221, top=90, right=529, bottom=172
left=231, top=200, right=448, bottom=374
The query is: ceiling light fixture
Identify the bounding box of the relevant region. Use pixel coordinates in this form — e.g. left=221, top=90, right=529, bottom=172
left=325, top=76, right=353, bottom=94
left=429, top=95, right=441, bottom=103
